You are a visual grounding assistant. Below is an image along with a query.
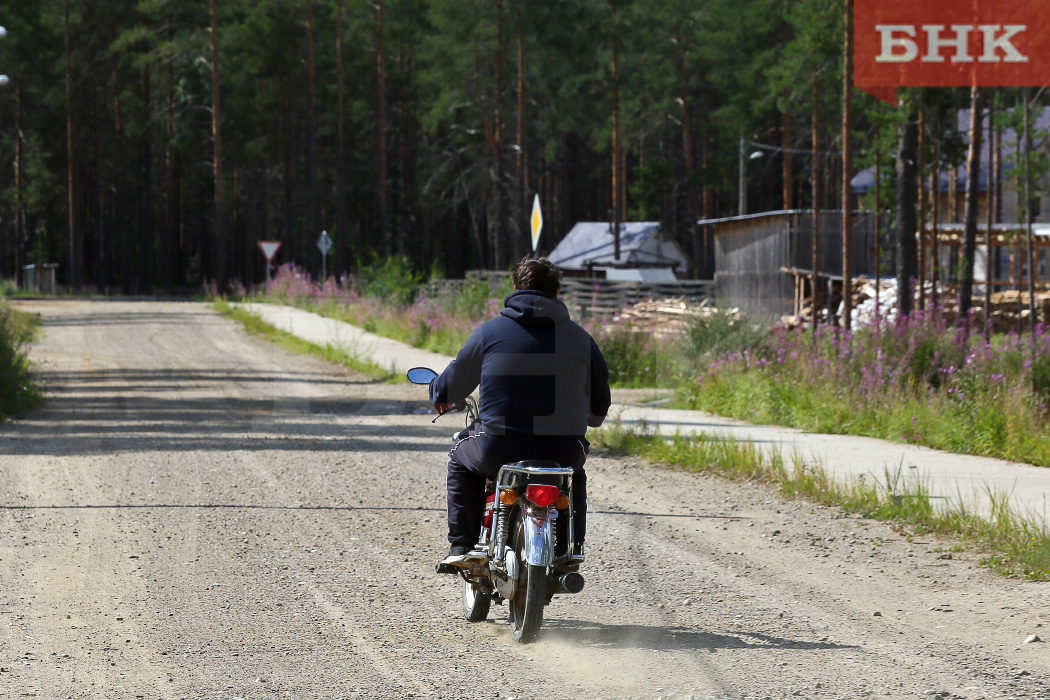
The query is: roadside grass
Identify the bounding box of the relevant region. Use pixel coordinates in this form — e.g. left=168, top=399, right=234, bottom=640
left=591, top=419, right=1050, bottom=581
left=213, top=299, right=399, bottom=382
left=246, top=261, right=509, bottom=358
left=674, top=310, right=1050, bottom=467
left=0, top=303, right=45, bottom=420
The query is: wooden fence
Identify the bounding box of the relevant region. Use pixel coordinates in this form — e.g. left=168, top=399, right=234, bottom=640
left=560, top=278, right=715, bottom=318
left=423, top=273, right=715, bottom=320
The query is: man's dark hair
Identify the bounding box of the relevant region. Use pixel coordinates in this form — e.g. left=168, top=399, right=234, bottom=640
left=512, top=256, right=562, bottom=296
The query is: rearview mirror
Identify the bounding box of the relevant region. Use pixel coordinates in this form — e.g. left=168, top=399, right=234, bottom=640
left=406, top=367, right=438, bottom=385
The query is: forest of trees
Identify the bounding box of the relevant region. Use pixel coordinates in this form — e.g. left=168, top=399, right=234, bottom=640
left=0, top=0, right=1040, bottom=295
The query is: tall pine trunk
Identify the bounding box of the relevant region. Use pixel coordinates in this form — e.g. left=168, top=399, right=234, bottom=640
left=138, top=62, right=154, bottom=295
left=210, top=0, right=227, bottom=290
left=917, top=93, right=926, bottom=310
left=515, top=9, right=526, bottom=260
left=306, top=0, right=320, bottom=277
left=14, top=86, right=24, bottom=286
left=958, top=86, right=985, bottom=322
left=782, top=106, right=792, bottom=209
left=984, top=92, right=997, bottom=337
left=163, top=50, right=177, bottom=294
left=377, top=0, right=389, bottom=258
left=675, top=29, right=696, bottom=271
left=811, top=79, right=821, bottom=332
left=610, top=0, right=621, bottom=262
left=112, top=22, right=132, bottom=293
left=840, top=0, right=853, bottom=329
left=281, top=79, right=297, bottom=266
left=92, top=59, right=106, bottom=290
left=65, top=0, right=79, bottom=290
left=897, top=113, right=919, bottom=318
left=490, top=0, right=506, bottom=268
left=336, top=0, right=348, bottom=275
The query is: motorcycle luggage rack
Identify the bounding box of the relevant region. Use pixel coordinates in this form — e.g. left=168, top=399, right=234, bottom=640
left=496, top=460, right=573, bottom=488
left=493, top=461, right=577, bottom=564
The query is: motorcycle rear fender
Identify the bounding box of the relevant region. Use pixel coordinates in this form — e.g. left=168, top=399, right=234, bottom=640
left=521, top=511, right=555, bottom=566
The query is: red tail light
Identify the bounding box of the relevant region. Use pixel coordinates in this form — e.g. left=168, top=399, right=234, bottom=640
left=483, top=492, right=496, bottom=528
left=525, top=484, right=560, bottom=508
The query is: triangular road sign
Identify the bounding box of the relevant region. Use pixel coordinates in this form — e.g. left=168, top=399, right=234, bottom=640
left=258, top=241, right=282, bottom=262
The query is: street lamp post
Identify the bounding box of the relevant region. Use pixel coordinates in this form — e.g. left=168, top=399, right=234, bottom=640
left=738, top=136, right=746, bottom=216
left=738, top=136, right=766, bottom=216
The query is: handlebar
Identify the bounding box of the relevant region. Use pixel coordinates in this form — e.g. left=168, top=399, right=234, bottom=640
left=431, top=399, right=468, bottom=423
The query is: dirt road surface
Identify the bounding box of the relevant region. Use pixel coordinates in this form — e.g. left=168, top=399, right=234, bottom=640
left=2, top=299, right=1048, bottom=700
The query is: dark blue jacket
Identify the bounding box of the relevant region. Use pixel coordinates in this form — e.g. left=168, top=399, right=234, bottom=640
left=431, top=290, right=611, bottom=438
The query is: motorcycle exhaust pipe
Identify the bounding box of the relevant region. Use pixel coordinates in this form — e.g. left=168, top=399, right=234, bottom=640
left=548, top=572, right=585, bottom=596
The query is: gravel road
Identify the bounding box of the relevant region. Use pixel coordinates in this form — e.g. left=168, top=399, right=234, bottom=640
left=2, top=299, right=1048, bottom=700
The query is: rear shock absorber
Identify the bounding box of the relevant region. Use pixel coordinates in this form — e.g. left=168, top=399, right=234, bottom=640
left=494, top=497, right=509, bottom=563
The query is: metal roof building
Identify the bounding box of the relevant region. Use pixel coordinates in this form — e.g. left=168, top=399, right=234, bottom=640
left=547, top=221, right=688, bottom=274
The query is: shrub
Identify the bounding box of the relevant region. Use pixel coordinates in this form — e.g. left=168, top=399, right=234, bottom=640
left=684, top=306, right=770, bottom=361
left=592, top=324, right=676, bottom=388
left=0, top=278, right=18, bottom=297
left=0, top=306, right=44, bottom=420
left=357, top=255, right=422, bottom=306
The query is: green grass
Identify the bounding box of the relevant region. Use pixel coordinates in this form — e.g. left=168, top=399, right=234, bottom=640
left=591, top=420, right=1050, bottom=581
left=213, top=300, right=400, bottom=382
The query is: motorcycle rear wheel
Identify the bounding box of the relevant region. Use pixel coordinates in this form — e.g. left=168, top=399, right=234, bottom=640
left=507, top=518, right=547, bottom=643
left=462, top=578, right=491, bottom=622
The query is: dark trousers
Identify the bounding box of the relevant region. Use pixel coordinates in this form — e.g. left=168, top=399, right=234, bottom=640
left=446, top=427, right=589, bottom=548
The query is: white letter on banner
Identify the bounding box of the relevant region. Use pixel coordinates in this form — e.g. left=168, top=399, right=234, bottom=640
left=979, top=25, right=1028, bottom=63
left=876, top=25, right=919, bottom=63
left=922, top=24, right=974, bottom=63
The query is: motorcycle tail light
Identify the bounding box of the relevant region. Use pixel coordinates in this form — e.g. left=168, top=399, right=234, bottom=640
left=499, top=489, right=518, bottom=506
left=554, top=492, right=570, bottom=510
left=483, top=492, right=496, bottom=528
left=525, top=484, right=560, bottom=508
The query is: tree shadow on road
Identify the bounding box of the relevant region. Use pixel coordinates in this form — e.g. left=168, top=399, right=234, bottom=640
left=0, top=368, right=451, bottom=457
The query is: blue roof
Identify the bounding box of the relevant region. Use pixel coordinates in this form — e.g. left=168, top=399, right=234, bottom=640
left=548, top=222, right=684, bottom=268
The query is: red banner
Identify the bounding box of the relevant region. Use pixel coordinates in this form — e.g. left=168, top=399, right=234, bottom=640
left=855, top=0, right=1050, bottom=106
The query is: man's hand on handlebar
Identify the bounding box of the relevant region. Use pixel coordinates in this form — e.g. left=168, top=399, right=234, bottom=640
left=433, top=400, right=467, bottom=418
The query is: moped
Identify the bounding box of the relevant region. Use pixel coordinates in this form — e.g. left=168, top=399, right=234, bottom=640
left=408, top=366, right=585, bottom=643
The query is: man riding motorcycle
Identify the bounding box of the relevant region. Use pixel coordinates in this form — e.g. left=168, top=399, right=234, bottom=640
left=429, top=256, right=611, bottom=569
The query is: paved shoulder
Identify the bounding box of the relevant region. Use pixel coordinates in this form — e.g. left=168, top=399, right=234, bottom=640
left=237, top=302, right=453, bottom=375
left=617, top=404, right=1050, bottom=522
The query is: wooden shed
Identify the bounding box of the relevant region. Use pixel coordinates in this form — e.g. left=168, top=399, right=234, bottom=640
left=697, top=210, right=895, bottom=320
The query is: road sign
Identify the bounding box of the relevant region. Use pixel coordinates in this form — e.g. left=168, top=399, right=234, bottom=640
left=317, top=231, right=332, bottom=255
left=258, top=240, right=282, bottom=262
left=317, top=231, right=333, bottom=280
left=258, top=241, right=282, bottom=295
left=530, top=195, right=543, bottom=252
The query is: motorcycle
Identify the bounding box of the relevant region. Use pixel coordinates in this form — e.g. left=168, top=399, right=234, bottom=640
left=407, top=366, right=586, bottom=643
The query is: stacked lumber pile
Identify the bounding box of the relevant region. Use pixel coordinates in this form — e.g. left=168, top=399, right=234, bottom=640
left=605, top=298, right=741, bottom=336
left=976, top=290, right=1050, bottom=333
left=791, top=277, right=1050, bottom=331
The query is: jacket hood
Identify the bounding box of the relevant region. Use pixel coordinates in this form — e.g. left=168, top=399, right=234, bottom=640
left=500, top=289, right=570, bottom=327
